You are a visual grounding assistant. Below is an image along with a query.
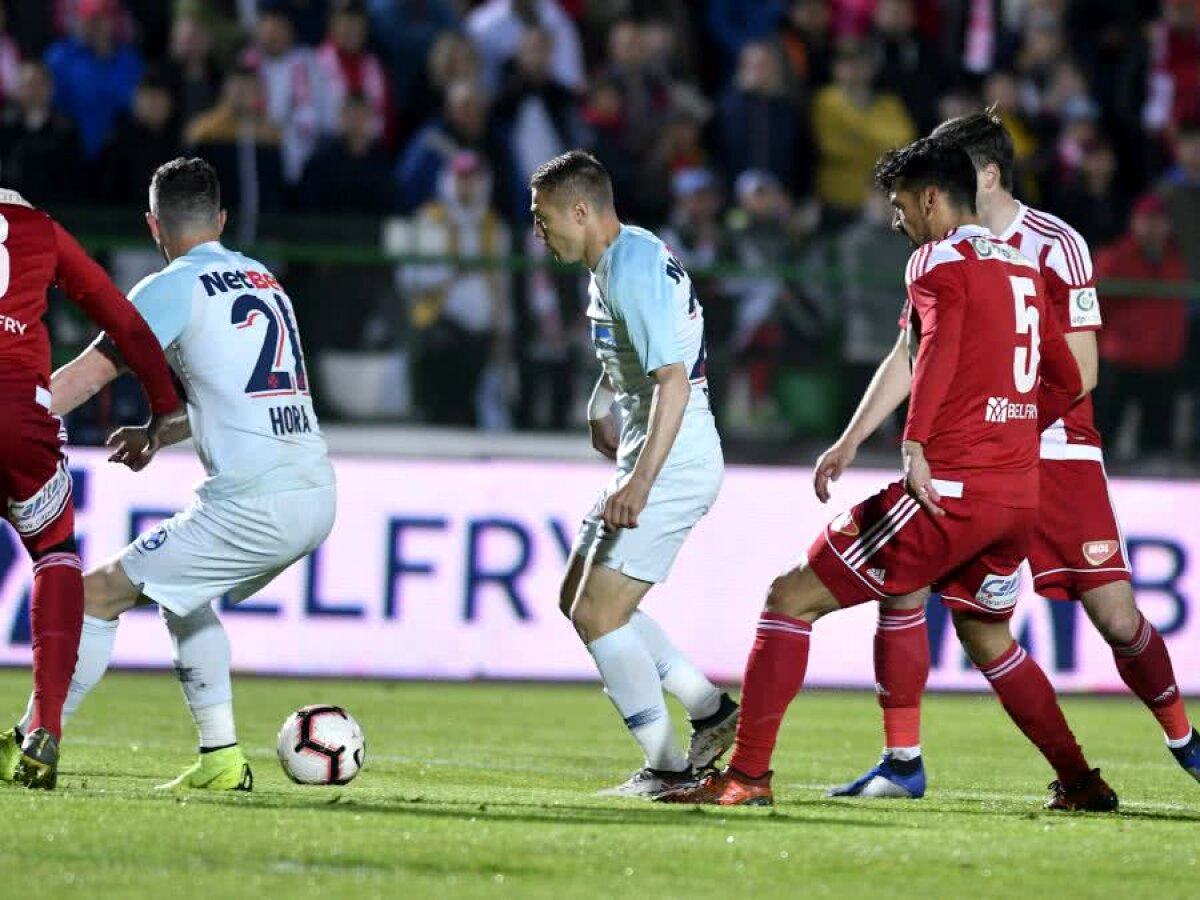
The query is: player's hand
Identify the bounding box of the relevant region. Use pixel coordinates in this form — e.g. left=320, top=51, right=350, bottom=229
left=814, top=440, right=857, bottom=503
left=902, top=441, right=944, bottom=517
left=106, top=425, right=152, bottom=471
left=589, top=414, right=619, bottom=460
left=602, top=478, right=649, bottom=530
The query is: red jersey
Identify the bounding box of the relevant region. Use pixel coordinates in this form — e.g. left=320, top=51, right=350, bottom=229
left=901, top=224, right=1081, bottom=508
left=0, top=192, right=177, bottom=414
left=994, top=202, right=1102, bottom=459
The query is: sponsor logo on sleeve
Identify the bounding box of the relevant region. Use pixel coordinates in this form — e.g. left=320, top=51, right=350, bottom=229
left=975, top=572, right=1021, bottom=612
left=1082, top=540, right=1119, bottom=566
left=1069, top=287, right=1101, bottom=328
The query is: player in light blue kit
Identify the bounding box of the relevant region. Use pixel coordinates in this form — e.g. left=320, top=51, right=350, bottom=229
left=0, top=158, right=336, bottom=791
left=530, top=151, right=738, bottom=796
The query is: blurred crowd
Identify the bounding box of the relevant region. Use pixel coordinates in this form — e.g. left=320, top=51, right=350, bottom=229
left=3, top=0, right=1198, bottom=462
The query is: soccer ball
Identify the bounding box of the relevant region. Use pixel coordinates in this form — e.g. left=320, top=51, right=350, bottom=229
left=276, top=705, right=366, bottom=785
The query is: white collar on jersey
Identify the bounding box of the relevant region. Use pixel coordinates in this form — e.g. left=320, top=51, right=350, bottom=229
left=941, top=223, right=991, bottom=241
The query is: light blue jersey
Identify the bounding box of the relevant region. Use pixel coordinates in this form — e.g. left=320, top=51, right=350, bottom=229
left=127, top=241, right=333, bottom=501
left=587, top=225, right=720, bottom=469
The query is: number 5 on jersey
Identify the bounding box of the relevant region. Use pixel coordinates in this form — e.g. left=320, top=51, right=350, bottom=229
left=1010, top=275, right=1040, bottom=395
left=231, top=292, right=310, bottom=398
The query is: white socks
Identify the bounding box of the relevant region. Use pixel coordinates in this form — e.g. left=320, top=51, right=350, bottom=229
left=20, top=614, right=118, bottom=734
left=630, top=611, right=722, bottom=721
left=162, top=604, right=237, bottom=749
left=588, top=622, right=687, bottom=772
left=886, top=745, right=922, bottom=761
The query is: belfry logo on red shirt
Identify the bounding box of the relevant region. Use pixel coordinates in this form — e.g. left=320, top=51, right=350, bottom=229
left=1082, top=540, right=1119, bottom=566
left=984, top=397, right=1037, bottom=423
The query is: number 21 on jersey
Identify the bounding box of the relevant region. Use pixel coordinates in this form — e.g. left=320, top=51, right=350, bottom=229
left=231, top=292, right=310, bottom=398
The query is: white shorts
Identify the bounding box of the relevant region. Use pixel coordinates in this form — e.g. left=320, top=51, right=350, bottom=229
left=119, top=483, right=336, bottom=616
left=572, top=450, right=723, bottom=584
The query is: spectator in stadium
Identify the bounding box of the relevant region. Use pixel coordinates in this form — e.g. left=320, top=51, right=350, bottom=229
left=1094, top=193, right=1189, bottom=458
left=493, top=26, right=579, bottom=198
left=266, top=0, right=333, bottom=46
left=636, top=105, right=710, bottom=228
left=1053, top=136, right=1128, bottom=250
left=812, top=36, right=915, bottom=226
left=0, top=60, right=84, bottom=206
left=869, top=0, right=944, bottom=132
left=241, top=1, right=329, bottom=186
left=316, top=0, right=394, bottom=147
left=396, top=78, right=509, bottom=215
left=943, top=0, right=1015, bottom=79
left=400, top=151, right=511, bottom=428
left=776, top=0, right=833, bottom=88
left=466, top=0, right=586, bottom=94
left=97, top=70, right=181, bottom=204
left=44, top=0, right=142, bottom=161
left=719, top=39, right=807, bottom=198
left=578, top=74, right=638, bottom=215
left=165, top=12, right=222, bottom=133
left=185, top=66, right=285, bottom=217
left=807, top=185, right=911, bottom=438
left=706, top=0, right=789, bottom=76
left=599, top=19, right=672, bottom=162
left=426, top=30, right=484, bottom=108
left=1142, top=0, right=1200, bottom=138
left=366, top=0, right=458, bottom=130
left=300, top=91, right=396, bottom=212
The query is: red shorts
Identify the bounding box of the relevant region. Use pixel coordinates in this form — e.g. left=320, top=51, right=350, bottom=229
left=808, top=480, right=1036, bottom=620
left=0, top=385, right=75, bottom=556
left=1030, top=457, right=1130, bottom=600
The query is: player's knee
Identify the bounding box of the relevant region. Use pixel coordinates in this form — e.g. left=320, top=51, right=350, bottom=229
left=82, top=563, right=137, bottom=621
left=558, top=577, right=576, bottom=620
left=950, top=611, right=1012, bottom=666
left=1088, top=595, right=1142, bottom=646
left=764, top=568, right=832, bottom=621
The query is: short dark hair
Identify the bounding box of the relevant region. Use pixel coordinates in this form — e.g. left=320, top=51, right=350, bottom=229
left=874, top=137, right=978, bottom=213
left=929, top=108, right=1015, bottom=190
left=529, top=149, right=614, bottom=211
left=150, top=157, right=221, bottom=233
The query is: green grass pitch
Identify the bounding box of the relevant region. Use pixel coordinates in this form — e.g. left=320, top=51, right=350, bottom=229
left=0, top=670, right=1196, bottom=899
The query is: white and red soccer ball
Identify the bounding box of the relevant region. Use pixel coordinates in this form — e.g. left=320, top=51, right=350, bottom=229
left=276, top=705, right=366, bottom=785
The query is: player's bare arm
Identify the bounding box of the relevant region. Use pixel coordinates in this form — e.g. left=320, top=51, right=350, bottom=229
left=587, top=371, right=618, bottom=460
left=49, top=346, right=122, bottom=415
left=601, top=362, right=689, bottom=530
left=1063, top=330, right=1098, bottom=396
left=815, top=330, right=912, bottom=503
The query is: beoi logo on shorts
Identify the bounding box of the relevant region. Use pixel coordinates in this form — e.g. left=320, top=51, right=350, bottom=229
left=139, top=526, right=169, bottom=553
left=975, top=572, right=1020, bottom=611
left=1082, top=540, right=1119, bottom=566
left=591, top=322, right=617, bottom=352
left=831, top=510, right=859, bottom=536
left=7, top=462, right=72, bottom=537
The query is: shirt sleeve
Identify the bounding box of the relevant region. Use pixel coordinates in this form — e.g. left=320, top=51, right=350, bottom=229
left=126, top=270, right=193, bottom=349
left=1044, top=236, right=1101, bottom=333
left=609, top=241, right=683, bottom=375
left=903, top=265, right=967, bottom=444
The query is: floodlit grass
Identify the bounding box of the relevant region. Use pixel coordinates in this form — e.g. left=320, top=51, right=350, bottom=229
left=0, top=671, right=1195, bottom=898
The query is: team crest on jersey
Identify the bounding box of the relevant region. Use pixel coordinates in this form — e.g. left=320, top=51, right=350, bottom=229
left=1082, top=540, right=1118, bottom=566
left=591, top=323, right=617, bottom=351
left=138, top=526, right=169, bottom=553
left=831, top=510, right=859, bottom=537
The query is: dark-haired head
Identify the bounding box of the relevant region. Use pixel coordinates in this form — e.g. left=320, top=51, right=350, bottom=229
left=930, top=108, right=1014, bottom=192
left=874, top=137, right=979, bottom=245
left=528, top=149, right=618, bottom=266
left=147, top=157, right=225, bottom=260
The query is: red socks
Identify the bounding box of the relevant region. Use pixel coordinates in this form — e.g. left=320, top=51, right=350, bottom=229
left=875, top=607, right=929, bottom=749
left=28, top=552, right=83, bottom=739
left=729, top=613, right=811, bottom=779
left=980, top=642, right=1091, bottom=785
left=1112, top=613, right=1192, bottom=742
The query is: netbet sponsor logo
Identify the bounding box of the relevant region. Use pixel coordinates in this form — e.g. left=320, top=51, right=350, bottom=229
left=984, top=397, right=1037, bottom=424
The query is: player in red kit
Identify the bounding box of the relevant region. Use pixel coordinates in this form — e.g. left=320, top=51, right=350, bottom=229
left=0, top=189, right=182, bottom=788
left=659, top=138, right=1117, bottom=811
left=827, top=112, right=1198, bottom=802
